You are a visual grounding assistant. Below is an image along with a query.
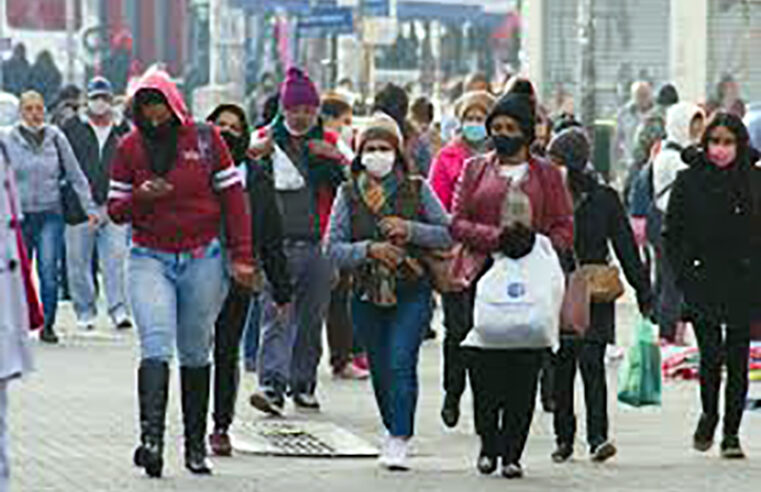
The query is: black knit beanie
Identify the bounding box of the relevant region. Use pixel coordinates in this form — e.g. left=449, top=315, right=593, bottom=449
left=547, top=127, right=591, bottom=172
left=486, top=93, right=535, bottom=142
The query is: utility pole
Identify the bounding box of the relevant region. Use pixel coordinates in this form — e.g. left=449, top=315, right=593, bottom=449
left=66, top=0, right=77, bottom=84
left=578, top=0, right=596, bottom=132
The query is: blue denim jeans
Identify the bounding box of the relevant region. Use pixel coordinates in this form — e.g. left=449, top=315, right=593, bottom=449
left=20, top=211, right=65, bottom=326
left=128, top=239, right=228, bottom=367
left=257, top=241, right=331, bottom=396
left=65, top=210, right=129, bottom=324
left=243, top=295, right=261, bottom=365
left=353, top=281, right=431, bottom=438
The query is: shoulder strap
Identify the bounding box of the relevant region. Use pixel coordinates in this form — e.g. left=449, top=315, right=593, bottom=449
left=51, top=134, right=66, bottom=180
left=196, top=123, right=216, bottom=168
left=0, top=140, right=9, bottom=165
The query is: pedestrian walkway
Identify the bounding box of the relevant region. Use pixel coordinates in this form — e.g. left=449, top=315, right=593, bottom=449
left=8, top=302, right=761, bottom=491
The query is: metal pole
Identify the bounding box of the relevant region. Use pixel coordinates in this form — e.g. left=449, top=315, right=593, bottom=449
left=578, top=0, right=596, bottom=131
left=66, top=0, right=77, bottom=84
left=0, top=0, right=5, bottom=90
left=209, top=0, right=222, bottom=85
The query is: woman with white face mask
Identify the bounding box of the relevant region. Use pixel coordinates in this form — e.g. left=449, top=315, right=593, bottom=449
left=326, top=113, right=452, bottom=471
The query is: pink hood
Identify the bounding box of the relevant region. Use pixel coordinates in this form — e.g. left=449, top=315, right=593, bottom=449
left=131, top=70, right=192, bottom=126
left=429, top=137, right=473, bottom=212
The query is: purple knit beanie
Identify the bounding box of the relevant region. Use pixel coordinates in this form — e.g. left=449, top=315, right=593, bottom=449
left=280, top=67, right=320, bottom=110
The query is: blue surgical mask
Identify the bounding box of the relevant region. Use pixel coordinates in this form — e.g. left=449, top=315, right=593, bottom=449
left=462, top=122, right=487, bottom=143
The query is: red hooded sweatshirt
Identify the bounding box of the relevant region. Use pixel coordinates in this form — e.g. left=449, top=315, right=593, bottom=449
left=107, top=71, right=252, bottom=264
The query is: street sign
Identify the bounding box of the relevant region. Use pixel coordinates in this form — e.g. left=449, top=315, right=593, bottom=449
left=231, top=0, right=313, bottom=15
left=361, top=0, right=390, bottom=17
left=298, top=6, right=355, bottom=38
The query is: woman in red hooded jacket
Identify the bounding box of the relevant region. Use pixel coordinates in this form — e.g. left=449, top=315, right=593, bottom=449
left=108, top=71, right=254, bottom=478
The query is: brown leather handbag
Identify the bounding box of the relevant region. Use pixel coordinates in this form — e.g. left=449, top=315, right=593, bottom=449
left=579, top=264, right=625, bottom=303
left=560, top=270, right=591, bottom=336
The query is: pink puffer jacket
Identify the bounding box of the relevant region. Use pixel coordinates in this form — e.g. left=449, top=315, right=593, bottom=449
left=428, top=138, right=473, bottom=212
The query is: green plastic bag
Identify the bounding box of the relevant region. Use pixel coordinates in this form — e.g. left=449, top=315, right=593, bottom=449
left=617, top=316, right=662, bottom=407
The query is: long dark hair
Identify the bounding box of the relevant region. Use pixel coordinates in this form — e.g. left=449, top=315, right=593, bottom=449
left=700, top=111, right=751, bottom=168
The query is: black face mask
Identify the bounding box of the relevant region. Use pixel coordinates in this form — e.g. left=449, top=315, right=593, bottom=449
left=220, top=130, right=248, bottom=163
left=142, top=119, right=176, bottom=140
left=492, top=134, right=526, bottom=157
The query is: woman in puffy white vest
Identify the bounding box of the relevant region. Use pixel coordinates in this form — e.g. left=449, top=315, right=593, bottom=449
left=0, top=139, right=39, bottom=492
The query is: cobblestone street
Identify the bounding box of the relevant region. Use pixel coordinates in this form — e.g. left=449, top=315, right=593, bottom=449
left=7, top=301, right=761, bottom=492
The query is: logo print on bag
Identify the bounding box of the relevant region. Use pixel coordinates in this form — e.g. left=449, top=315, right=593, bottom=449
left=507, top=282, right=526, bottom=299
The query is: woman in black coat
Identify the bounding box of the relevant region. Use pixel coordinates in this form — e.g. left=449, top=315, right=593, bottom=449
left=206, top=104, right=292, bottom=456
left=547, top=128, right=653, bottom=463
left=663, top=112, right=761, bottom=459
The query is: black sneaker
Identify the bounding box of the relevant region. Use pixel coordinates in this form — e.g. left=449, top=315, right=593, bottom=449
left=693, top=413, right=718, bottom=452
left=440, top=393, right=460, bottom=428
left=293, top=393, right=321, bottom=411
left=551, top=443, right=574, bottom=463
left=720, top=435, right=746, bottom=459
left=249, top=391, right=285, bottom=416
left=476, top=454, right=497, bottom=475
left=590, top=441, right=617, bottom=462
left=40, top=325, right=59, bottom=344
left=116, top=319, right=133, bottom=330
left=501, top=462, right=524, bottom=479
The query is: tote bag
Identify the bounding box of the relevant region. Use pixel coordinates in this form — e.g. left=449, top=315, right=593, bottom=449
left=463, top=234, right=565, bottom=351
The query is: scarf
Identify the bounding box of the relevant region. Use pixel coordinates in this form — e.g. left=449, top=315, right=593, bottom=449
left=139, top=118, right=180, bottom=177
left=19, top=125, right=46, bottom=148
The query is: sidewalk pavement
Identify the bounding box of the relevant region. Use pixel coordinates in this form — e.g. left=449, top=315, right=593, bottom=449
left=7, top=300, right=761, bottom=492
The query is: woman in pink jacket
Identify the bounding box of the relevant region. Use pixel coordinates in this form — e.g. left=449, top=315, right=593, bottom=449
left=429, top=90, right=495, bottom=428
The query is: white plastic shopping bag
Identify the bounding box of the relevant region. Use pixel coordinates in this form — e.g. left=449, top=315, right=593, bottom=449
left=462, top=234, right=564, bottom=351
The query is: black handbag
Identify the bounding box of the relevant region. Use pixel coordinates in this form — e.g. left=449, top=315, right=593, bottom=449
left=53, top=136, right=88, bottom=225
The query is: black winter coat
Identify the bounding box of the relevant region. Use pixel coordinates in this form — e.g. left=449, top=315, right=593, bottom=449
left=571, top=174, right=653, bottom=343
left=62, top=117, right=131, bottom=206
left=246, top=159, right=293, bottom=305
left=663, top=153, right=761, bottom=324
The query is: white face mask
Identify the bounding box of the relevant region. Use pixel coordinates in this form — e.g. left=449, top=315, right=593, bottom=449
left=88, top=99, right=111, bottom=116
left=362, top=150, right=396, bottom=178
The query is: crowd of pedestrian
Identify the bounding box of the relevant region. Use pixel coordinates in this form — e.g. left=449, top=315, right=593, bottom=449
left=1, top=48, right=760, bottom=491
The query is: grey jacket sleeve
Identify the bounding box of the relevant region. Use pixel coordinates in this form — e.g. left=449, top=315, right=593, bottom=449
left=408, top=181, right=453, bottom=249
left=55, top=128, right=97, bottom=215
left=325, top=186, right=372, bottom=269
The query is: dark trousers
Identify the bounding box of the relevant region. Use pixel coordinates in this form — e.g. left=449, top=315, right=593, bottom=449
left=693, top=320, right=750, bottom=436
left=212, top=283, right=252, bottom=432
left=327, top=273, right=353, bottom=372
left=442, top=285, right=475, bottom=398
left=467, top=348, right=543, bottom=465
left=553, top=336, right=608, bottom=448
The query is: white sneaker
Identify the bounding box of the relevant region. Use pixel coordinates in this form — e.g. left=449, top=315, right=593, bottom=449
left=77, top=319, right=95, bottom=331
left=382, top=437, right=410, bottom=471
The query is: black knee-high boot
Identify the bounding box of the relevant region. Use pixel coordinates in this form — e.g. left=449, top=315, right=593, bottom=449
left=181, top=365, right=213, bottom=474
left=133, top=359, right=169, bottom=478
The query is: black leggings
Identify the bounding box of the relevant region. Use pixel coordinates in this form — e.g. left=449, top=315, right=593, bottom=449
left=212, top=283, right=252, bottom=432
left=693, top=321, right=750, bottom=437
left=553, top=337, right=608, bottom=447
left=442, top=285, right=476, bottom=398
left=467, top=348, right=543, bottom=465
